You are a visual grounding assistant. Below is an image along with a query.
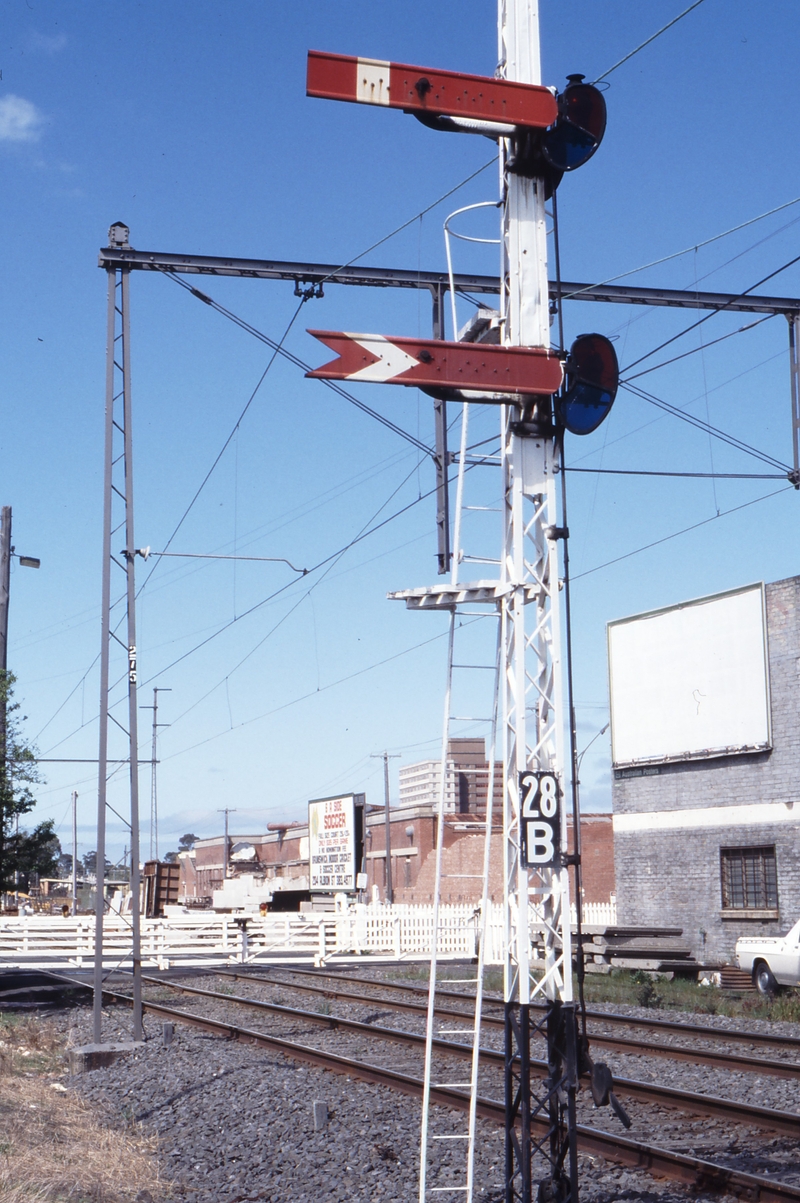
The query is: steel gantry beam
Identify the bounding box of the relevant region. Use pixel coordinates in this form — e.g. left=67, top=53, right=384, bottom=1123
left=97, top=245, right=800, bottom=314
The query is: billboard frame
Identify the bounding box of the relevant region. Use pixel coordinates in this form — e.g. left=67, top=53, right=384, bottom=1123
left=307, top=792, right=365, bottom=893
left=607, top=582, right=772, bottom=770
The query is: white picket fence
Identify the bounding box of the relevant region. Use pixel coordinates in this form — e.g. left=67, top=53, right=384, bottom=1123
left=0, top=898, right=616, bottom=971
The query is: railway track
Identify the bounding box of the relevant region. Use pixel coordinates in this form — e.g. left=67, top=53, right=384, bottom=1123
left=79, top=975, right=800, bottom=1203
left=223, top=962, right=800, bottom=1053
left=136, top=972, right=800, bottom=1139
left=214, top=966, right=800, bottom=1079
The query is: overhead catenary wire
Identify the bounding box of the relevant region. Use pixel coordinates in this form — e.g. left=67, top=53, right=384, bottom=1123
left=621, top=314, right=776, bottom=383
left=164, top=271, right=434, bottom=457
left=573, top=486, right=794, bottom=581
left=621, top=250, right=800, bottom=376
left=564, top=467, right=787, bottom=480
left=593, top=0, right=708, bottom=83
left=621, top=381, right=791, bottom=472
left=561, top=195, right=800, bottom=304
left=161, top=616, right=485, bottom=765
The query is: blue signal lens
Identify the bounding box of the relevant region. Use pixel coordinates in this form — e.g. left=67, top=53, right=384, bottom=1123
left=557, top=382, right=614, bottom=435
left=557, top=334, right=618, bottom=435
left=542, top=81, right=607, bottom=173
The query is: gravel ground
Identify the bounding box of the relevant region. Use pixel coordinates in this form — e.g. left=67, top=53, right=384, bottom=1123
left=45, top=965, right=800, bottom=1203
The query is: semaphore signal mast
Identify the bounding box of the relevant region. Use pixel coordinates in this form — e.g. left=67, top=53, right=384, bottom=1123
left=306, top=2, right=623, bottom=1200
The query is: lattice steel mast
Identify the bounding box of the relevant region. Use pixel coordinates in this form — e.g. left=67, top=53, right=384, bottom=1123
left=498, top=3, right=577, bottom=1198
left=94, top=221, right=143, bottom=1043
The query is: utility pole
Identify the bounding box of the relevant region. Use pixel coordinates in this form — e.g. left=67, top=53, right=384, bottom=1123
left=0, top=507, right=39, bottom=905
left=371, top=752, right=400, bottom=903
left=71, top=791, right=78, bottom=915
left=218, top=808, right=236, bottom=881
left=141, top=687, right=171, bottom=860
left=0, top=506, right=10, bottom=905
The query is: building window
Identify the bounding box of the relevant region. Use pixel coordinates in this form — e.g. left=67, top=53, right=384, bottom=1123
left=720, top=845, right=778, bottom=910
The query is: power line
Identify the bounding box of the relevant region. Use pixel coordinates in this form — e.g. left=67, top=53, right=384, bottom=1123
left=164, top=271, right=435, bottom=456
left=594, top=0, right=708, bottom=83
left=621, top=381, right=791, bottom=472
left=141, top=457, right=461, bottom=686
left=162, top=616, right=484, bottom=765
left=564, top=467, right=787, bottom=480
left=573, top=486, right=793, bottom=581
left=135, top=296, right=309, bottom=602
left=621, top=314, right=776, bottom=383
left=561, top=195, right=800, bottom=303
left=621, top=250, right=800, bottom=376
left=318, top=157, right=496, bottom=287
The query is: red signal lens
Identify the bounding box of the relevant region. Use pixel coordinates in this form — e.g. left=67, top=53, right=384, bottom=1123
left=556, top=334, right=619, bottom=436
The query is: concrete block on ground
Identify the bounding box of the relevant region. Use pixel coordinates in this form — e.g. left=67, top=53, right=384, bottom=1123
left=69, top=1041, right=144, bottom=1074
left=313, top=1100, right=328, bottom=1131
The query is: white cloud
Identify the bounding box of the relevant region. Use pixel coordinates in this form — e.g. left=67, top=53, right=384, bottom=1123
left=30, top=32, right=68, bottom=55
left=0, top=95, right=44, bottom=143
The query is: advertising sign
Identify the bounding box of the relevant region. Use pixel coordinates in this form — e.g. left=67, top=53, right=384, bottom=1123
left=608, top=583, right=771, bottom=768
left=308, top=793, right=364, bottom=892
left=520, top=770, right=561, bottom=868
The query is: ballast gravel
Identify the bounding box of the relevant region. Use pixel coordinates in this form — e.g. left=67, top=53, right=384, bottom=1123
left=45, top=968, right=800, bottom=1203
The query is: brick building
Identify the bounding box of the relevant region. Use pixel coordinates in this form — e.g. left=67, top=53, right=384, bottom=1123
left=182, top=806, right=614, bottom=910
left=611, top=576, right=800, bottom=964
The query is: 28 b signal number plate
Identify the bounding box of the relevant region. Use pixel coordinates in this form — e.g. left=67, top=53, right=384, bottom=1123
left=520, top=770, right=561, bottom=868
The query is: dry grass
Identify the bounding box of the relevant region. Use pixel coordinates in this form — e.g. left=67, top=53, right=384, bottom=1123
left=0, top=1012, right=169, bottom=1202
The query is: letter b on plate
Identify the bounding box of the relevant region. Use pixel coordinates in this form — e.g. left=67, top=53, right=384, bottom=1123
left=520, top=770, right=561, bottom=868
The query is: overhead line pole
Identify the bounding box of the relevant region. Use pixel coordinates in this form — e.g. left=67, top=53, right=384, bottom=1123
left=95, top=221, right=143, bottom=1045
left=371, top=752, right=400, bottom=902
left=71, top=791, right=78, bottom=916
left=0, top=507, right=10, bottom=902
left=218, top=808, right=236, bottom=881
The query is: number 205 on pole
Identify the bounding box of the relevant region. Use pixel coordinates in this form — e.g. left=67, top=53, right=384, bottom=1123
left=520, top=770, right=561, bottom=868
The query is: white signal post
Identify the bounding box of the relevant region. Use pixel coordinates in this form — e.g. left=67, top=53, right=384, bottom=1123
left=499, top=0, right=573, bottom=1014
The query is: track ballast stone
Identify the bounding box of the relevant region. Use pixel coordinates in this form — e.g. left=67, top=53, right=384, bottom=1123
left=49, top=974, right=800, bottom=1203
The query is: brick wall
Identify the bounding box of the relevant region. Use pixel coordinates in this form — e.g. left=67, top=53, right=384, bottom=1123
left=612, top=576, right=800, bottom=963
left=184, top=809, right=615, bottom=909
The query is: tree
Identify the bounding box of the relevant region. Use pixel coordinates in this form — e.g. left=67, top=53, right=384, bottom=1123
left=83, top=850, right=112, bottom=880
left=0, top=671, right=46, bottom=894
left=7, top=820, right=60, bottom=891
left=57, top=851, right=81, bottom=878
left=178, top=833, right=199, bottom=851
left=163, top=850, right=178, bottom=863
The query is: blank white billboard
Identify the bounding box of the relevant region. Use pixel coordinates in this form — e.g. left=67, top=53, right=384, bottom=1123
left=608, top=584, right=771, bottom=767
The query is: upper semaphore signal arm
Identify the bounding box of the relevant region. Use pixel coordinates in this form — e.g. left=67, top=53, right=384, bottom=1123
left=306, top=50, right=558, bottom=130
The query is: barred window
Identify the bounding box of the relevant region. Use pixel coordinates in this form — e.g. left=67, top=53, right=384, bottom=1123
left=720, top=846, right=778, bottom=910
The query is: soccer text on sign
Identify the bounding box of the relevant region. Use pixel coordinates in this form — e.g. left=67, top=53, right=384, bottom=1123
left=307, top=794, right=365, bottom=892
left=520, top=771, right=561, bottom=868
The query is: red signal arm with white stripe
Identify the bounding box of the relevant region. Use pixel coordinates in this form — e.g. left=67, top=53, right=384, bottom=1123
left=307, top=51, right=557, bottom=130
left=307, top=330, right=563, bottom=397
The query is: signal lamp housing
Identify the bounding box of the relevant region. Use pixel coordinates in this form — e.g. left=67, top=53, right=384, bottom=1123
left=542, top=75, right=607, bottom=173
left=507, top=74, right=606, bottom=194
left=556, top=333, right=618, bottom=436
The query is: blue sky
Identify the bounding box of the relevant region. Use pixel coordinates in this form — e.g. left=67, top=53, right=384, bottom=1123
left=3, top=1, right=800, bottom=863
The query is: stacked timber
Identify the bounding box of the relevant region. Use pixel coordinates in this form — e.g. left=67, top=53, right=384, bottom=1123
left=575, top=925, right=699, bottom=975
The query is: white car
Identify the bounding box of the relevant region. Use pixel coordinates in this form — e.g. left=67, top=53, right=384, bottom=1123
left=735, top=918, right=800, bottom=994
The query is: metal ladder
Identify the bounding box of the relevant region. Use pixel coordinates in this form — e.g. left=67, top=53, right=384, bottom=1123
left=417, top=397, right=503, bottom=1202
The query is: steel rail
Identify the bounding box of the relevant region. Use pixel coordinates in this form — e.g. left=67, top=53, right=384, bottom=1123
left=217, top=968, right=800, bottom=1078
left=138, top=973, right=800, bottom=1139
left=97, top=246, right=800, bottom=315
left=227, top=963, right=800, bottom=1052
left=81, top=979, right=800, bottom=1203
